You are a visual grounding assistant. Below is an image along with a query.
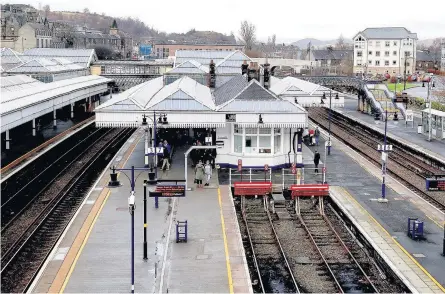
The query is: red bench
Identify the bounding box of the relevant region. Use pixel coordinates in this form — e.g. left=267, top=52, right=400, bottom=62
left=290, top=184, right=329, bottom=198
left=233, top=182, right=272, bottom=196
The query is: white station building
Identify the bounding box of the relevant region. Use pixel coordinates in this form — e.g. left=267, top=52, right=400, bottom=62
left=95, top=50, right=342, bottom=168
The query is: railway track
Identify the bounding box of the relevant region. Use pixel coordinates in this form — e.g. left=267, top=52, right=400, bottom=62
left=241, top=198, right=299, bottom=293
left=309, top=108, right=445, bottom=212
left=0, top=128, right=134, bottom=293
left=295, top=201, right=377, bottom=293
left=1, top=124, right=101, bottom=227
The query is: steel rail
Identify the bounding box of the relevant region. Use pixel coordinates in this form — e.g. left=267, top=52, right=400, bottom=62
left=241, top=209, right=266, bottom=293
left=322, top=211, right=379, bottom=293
left=265, top=209, right=301, bottom=293
left=309, top=109, right=445, bottom=212
left=1, top=127, right=108, bottom=233
left=1, top=128, right=127, bottom=269
left=1, top=126, right=104, bottom=209
left=1, top=128, right=133, bottom=293
left=298, top=214, right=344, bottom=293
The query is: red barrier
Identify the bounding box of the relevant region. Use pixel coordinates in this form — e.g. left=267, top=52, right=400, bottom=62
left=290, top=184, right=329, bottom=198
left=233, top=182, right=272, bottom=196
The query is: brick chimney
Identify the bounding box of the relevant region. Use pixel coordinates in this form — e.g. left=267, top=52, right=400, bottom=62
left=208, top=59, right=216, bottom=88
left=241, top=60, right=248, bottom=75
left=263, top=63, right=270, bottom=89
left=247, top=62, right=258, bottom=82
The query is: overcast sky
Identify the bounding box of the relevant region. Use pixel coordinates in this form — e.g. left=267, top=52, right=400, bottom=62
left=5, top=0, right=445, bottom=42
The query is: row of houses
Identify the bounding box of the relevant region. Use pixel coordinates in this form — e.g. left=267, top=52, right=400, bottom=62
left=1, top=4, right=133, bottom=57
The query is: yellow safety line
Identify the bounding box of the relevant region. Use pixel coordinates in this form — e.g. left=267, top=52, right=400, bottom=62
left=340, top=187, right=445, bottom=292
left=218, top=188, right=234, bottom=294
left=60, top=135, right=142, bottom=293
left=59, top=190, right=111, bottom=293
left=334, top=139, right=444, bottom=229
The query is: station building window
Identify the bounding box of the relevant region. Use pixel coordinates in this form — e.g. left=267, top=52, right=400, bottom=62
left=233, top=125, right=282, bottom=154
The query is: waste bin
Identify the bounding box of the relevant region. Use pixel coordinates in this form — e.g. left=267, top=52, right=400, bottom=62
left=417, top=124, right=422, bottom=134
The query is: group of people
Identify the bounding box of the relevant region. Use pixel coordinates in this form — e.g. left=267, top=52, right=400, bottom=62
left=304, top=127, right=321, bottom=146
left=156, top=140, right=172, bottom=171
left=194, top=159, right=213, bottom=188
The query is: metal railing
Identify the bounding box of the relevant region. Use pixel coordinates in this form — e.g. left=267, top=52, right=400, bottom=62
left=229, top=168, right=272, bottom=185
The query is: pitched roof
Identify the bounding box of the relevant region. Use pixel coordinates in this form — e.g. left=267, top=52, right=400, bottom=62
left=22, top=48, right=97, bottom=67
left=355, top=27, right=417, bottom=40
left=167, top=60, right=209, bottom=74
left=312, top=49, right=353, bottom=60
left=0, top=75, right=43, bottom=92
left=416, top=50, right=441, bottom=62
left=216, top=79, right=300, bottom=112
left=215, top=51, right=251, bottom=74
left=174, top=50, right=233, bottom=66
left=213, top=75, right=249, bottom=105
left=7, top=58, right=84, bottom=73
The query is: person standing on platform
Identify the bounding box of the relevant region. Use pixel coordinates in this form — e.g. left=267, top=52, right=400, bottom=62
left=195, top=160, right=205, bottom=188
left=204, top=160, right=212, bottom=186
left=162, top=145, right=170, bottom=171
left=314, top=127, right=320, bottom=146
left=164, top=140, right=172, bottom=164
left=314, top=150, right=321, bottom=175
left=309, top=128, right=315, bottom=146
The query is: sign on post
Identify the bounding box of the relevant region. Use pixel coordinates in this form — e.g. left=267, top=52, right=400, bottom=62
left=264, top=164, right=269, bottom=171
left=149, top=185, right=186, bottom=197
left=322, top=167, right=326, bottom=173
left=405, top=110, right=414, bottom=128
left=238, top=159, right=242, bottom=172
left=291, top=163, right=296, bottom=174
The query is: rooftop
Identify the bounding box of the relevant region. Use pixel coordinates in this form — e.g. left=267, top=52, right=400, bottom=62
left=22, top=48, right=98, bottom=67
left=355, top=27, right=417, bottom=40
left=7, top=58, right=85, bottom=74
left=312, top=49, right=353, bottom=60
left=0, top=75, right=44, bottom=92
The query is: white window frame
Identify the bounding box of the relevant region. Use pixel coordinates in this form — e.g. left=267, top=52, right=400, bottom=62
left=231, top=125, right=282, bottom=155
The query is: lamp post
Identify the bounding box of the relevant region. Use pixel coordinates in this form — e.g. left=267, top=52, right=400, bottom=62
left=376, top=102, right=393, bottom=203
left=321, top=90, right=339, bottom=155
left=108, top=165, right=151, bottom=293
left=426, top=79, right=435, bottom=141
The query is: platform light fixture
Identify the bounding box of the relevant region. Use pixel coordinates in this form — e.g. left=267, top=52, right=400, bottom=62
left=142, top=115, right=148, bottom=126
left=258, top=114, right=264, bottom=124
left=335, top=93, right=339, bottom=100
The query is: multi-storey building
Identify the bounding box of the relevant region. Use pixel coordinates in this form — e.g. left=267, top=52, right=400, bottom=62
left=352, top=27, right=417, bottom=76
left=153, top=43, right=244, bottom=58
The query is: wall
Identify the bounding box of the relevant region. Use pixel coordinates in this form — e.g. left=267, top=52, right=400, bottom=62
left=16, top=24, right=36, bottom=52
left=154, top=44, right=244, bottom=57
left=215, top=125, right=295, bottom=169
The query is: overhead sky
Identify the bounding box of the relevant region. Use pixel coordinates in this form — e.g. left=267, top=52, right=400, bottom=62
left=6, top=0, right=445, bottom=42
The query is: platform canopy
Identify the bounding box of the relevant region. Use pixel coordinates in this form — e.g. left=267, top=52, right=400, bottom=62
left=95, top=74, right=308, bottom=129
left=1, top=75, right=111, bottom=132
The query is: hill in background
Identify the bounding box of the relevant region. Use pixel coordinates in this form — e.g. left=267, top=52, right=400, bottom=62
left=46, top=10, right=236, bottom=44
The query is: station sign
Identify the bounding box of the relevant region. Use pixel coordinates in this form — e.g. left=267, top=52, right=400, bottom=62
left=146, top=147, right=164, bottom=155
left=291, top=163, right=296, bottom=174
left=215, top=140, right=224, bottom=149
left=226, top=114, right=236, bottom=122
left=237, top=159, right=242, bottom=172
left=149, top=185, right=186, bottom=197
left=426, top=177, right=445, bottom=191
left=264, top=164, right=269, bottom=171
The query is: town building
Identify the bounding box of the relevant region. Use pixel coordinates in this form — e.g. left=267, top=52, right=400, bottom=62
left=352, top=27, right=417, bottom=76
left=153, top=43, right=244, bottom=59
left=308, top=49, right=353, bottom=75
left=415, top=50, right=441, bottom=73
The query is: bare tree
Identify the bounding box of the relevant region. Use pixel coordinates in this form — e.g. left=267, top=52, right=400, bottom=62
left=239, top=20, right=256, bottom=50
left=428, top=38, right=442, bottom=69
left=83, top=7, right=90, bottom=14
left=271, top=34, right=276, bottom=47
left=43, top=4, right=50, bottom=17
left=335, top=34, right=347, bottom=49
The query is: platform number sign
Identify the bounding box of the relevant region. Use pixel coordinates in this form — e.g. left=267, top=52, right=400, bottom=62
left=264, top=164, right=269, bottom=171
left=291, top=163, right=296, bottom=174
left=237, top=159, right=242, bottom=172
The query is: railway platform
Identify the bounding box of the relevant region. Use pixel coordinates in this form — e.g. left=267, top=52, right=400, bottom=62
left=307, top=124, right=445, bottom=291
left=29, top=129, right=251, bottom=293
left=330, top=186, right=444, bottom=293
left=337, top=98, right=445, bottom=161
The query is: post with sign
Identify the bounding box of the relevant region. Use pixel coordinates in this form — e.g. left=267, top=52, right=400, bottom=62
left=291, top=163, right=297, bottom=184
left=264, top=164, right=269, bottom=181
left=238, top=159, right=243, bottom=182
left=322, top=167, right=326, bottom=184
left=405, top=109, right=414, bottom=128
